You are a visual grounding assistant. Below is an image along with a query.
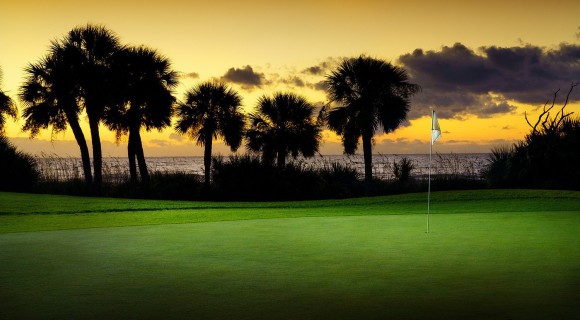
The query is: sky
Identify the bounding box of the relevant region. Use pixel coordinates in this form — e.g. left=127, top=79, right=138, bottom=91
left=1, top=0, right=579, bottom=157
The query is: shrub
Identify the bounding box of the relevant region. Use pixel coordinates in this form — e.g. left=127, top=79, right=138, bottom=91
left=393, top=157, right=415, bottom=183
left=0, top=136, right=39, bottom=192
left=484, top=84, right=580, bottom=190
left=211, top=154, right=362, bottom=201
left=482, top=146, right=514, bottom=188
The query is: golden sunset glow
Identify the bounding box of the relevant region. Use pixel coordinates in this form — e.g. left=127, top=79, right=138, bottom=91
left=1, top=0, right=579, bottom=156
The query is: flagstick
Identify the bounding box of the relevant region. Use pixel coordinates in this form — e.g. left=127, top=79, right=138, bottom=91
left=427, top=110, right=441, bottom=233
left=427, top=134, right=432, bottom=233
left=427, top=110, right=434, bottom=233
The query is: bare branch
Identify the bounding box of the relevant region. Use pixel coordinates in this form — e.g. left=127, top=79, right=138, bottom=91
left=554, top=83, right=577, bottom=128
left=529, top=99, right=553, bottom=133
left=524, top=111, right=534, bottom=130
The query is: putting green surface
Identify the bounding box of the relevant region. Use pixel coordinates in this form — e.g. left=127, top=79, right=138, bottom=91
left=1, top=190, right=579, bottom=319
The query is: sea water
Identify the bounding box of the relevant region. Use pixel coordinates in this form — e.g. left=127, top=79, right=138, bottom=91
left=35, top=153, right=490, bottom=182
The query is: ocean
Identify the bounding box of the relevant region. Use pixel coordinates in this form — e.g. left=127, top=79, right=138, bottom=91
left=35, top=153, right=490, bottom=182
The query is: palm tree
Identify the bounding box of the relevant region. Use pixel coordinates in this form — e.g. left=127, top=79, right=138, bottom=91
left=175, top=81, right=244, bottom=187
left=325, top=55, right=420, bottom=186
left=0, top=67, right=18, bottom=134
left=246, top=92, right=321, bottom=167
left=106, top=46, right=178, bottom=183
left=20, top=46, right=93, bottom=184
left=61, top=24, right=121, bottom=191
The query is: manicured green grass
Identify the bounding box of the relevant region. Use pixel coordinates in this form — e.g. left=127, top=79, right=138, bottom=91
left=0, top=190, right=579, bottom=319
left=1, top=189, right=579, bottom=233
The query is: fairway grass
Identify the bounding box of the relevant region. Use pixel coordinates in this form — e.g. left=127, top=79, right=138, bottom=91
left=0, top=190, right=579, bottom=319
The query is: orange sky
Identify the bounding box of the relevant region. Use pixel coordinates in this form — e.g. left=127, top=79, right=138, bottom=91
left=1, top=0, right=579, bottom=156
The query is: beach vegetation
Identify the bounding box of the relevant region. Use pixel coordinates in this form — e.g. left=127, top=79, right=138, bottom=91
left=484, top=83, right=580, bottom=189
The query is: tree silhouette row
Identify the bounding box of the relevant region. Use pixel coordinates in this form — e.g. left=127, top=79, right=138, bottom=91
left=12, top=24, right=420, bottom=193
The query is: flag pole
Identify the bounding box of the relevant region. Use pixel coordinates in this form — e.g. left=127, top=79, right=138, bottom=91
left=427, top=110, right=441, bottom=233
left=427, top=110, right=433, bottom=233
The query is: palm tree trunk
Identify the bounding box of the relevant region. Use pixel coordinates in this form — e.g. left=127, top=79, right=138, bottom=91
left=65, top=111, right=92, bottom=184
left=203, top=135, right=213, bottom=188
left=362, top=133, right=373, bottom=190
left=133, top=128, right=149, bottom=184
left=89, top=118, right=102, bottom=194
left=276, top=147, right=286, bottom=168
left=127, top=133, right=137, bottom=184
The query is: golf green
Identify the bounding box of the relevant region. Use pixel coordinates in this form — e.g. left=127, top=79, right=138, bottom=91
left=1, top=194, right=579, bottom=320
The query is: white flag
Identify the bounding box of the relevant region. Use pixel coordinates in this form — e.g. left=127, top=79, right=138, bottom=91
left=431, top=111, right=441, bottom=145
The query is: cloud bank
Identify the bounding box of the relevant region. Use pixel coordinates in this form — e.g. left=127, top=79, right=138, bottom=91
left=399, top=42, right=580, bottom=119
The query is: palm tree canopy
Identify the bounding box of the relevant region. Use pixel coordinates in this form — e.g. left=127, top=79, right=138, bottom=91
left=0, top=67, right=18, bottom=133
left=326, top=55, right=420, bottom=154
left=19, top=47, right=79, bottom=137
left=175, top=81, right=244, bottom=151
left=61, top=24, right=121, bottom=119
left=106, top=46, right=178, bottom=138
left=246, top=92, right=321, bottom=162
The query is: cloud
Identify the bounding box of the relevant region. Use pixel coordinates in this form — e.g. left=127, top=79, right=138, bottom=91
left=221, top=65, right=265, bottom=89
left=279, top=75, right=306, bottom=88
left=169, top=133, right=185, bottom=142
left=303, top=65, right=325, bottom=75
left=301, top=57, right=340, bottom=75
left=311, top=80, right=327, bottom=91
left=399, top=42, right=580, bottom=120
left=406, top=89, right=517, bottom=120
left=149, top=139, right=168, bottom=147
left=182, top=72, right=199, bottom=79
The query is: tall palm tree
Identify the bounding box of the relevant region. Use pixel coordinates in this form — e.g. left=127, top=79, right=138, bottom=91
left=106, top=46, right=178, bottom=183
left=61, top=24, right=121, bottom=191
left=20, top=47, right=93, bottom=183
left=0, top=67, right=18, bottom=134
left=325, top=55, right=420, bottom=186
left=175, top=81, right=244, bottom=187
left=246, top=92, right=321, bottom=167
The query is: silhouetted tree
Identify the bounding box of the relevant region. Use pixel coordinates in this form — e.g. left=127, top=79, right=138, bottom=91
left=325, top=55, right=420, bottom=186
left=106, top=46, right=178, bottom=183
left=246, top=92, right=321, bottom=167
left=175, top=81, right=244, bottom=187
left=61, top=24, right=121, bottom=192
left=20, top=46, right=93, bottom=184
left=0, top=67, right=18, bottom=134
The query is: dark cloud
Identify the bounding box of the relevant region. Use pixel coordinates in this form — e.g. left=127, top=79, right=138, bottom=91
left=311, top=80, right=327, bottom=91
left=279, top=76, right=306, bottom=87
left=399, top=42, right=580, bottom=119
left=182, top=72, right=199, bottom=79
left=302, top=57, right=340, bottom=75
left=303, top=65, right=324, bottom=75
left=221, top=65, right=265, bottom=89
